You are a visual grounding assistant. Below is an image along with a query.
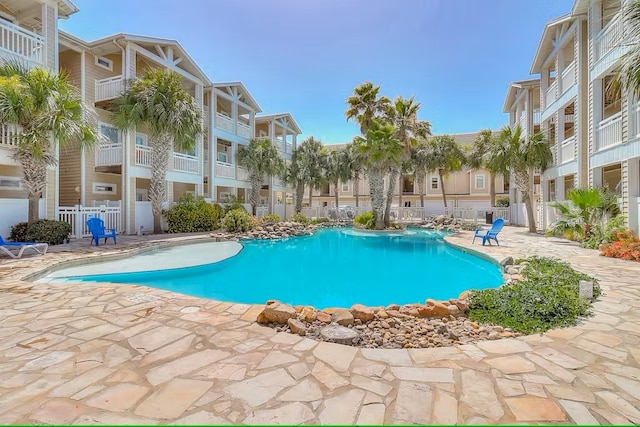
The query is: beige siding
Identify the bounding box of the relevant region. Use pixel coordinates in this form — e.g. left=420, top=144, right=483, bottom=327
left=59, top=50, right=82, bottom=88
left=58, top=146, right=81, bottom=205
left=85, top=52, right=122, bottom=104
left=45, top=5, right=56, bottom=69
left=173, top=182, right=195, bottom=199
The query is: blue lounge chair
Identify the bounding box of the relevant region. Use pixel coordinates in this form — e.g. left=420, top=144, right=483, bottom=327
left=0, top=235, right=48, bottom=259
left=87, top=217, right=116, bottom=246
left=473, top=217, right=505, bottom=246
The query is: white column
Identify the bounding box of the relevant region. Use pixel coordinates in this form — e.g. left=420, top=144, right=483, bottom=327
left=80, top=50, right=86, bottom=205
left=249, top=111, right=256, bottom=138
left=627, top=158, right=640, bottom=233
left=556, top=111, right=565, bottom=163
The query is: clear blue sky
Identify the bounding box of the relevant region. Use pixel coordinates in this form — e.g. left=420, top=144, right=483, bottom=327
left=61, top=0, right=574, bottom=144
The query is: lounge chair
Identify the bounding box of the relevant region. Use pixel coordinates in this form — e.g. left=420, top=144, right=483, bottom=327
left=0, top=235, right=48, bottom=259
left=87, top=217, right=116, bottom=246
left=472, top=217, right=505, bottom=246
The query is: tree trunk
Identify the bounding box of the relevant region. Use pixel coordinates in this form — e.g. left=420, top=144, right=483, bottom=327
left=28, top=196, right=40, bottom=223
left=439, top=169, right=448, bottom=209
left=308, top=186, right=313, bottom=209
left=149, top=135, right=172, bottom=234
left=16, top=150, right=49, bottom=223
left=295, top=179, right=304, bottom=213
left=369, top=170, right=385, bottom=229
left=398, top=174, right=403, bottom=211
left=489, top=172, right=496, bottom=207
left=384, top=167, right=399, bottom=227
left=333, top=181, right=339, bottom=218
left=524, top=189, right=536, bottom=233
left=249, top=174, right=262, bottom=215
left=354, top=171, right=360, bottom=208
left=416, top=173, right=425, bottom=219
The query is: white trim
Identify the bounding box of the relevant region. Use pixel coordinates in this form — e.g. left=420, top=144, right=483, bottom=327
left=136, top=188, right=148, bottom=201
left=475, top=173, right=486, bottom=190
left=219, top=191, right=231, bottom=201
left=94, top=55, right=113, bottom=71
left=341, top=181, right=349, bottom=192
left=98, top=121, right=120, bottom=144
left=92, top=182, right=117, bottom=194
left=0, top=175, right=21, bottom=189
left=430, top=176, right=439, bottom=190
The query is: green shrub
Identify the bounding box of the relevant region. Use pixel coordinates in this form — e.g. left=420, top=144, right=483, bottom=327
left=261, top=214, right=281, bottom=225
left=291, top=212, right=310, bottom=225
left=468, top=256, right=600, bottom=334
left=354, top=211, right=374, bottom=229
left=495, top=197, right=510, bottom=207
left=10, top=219, right=72, bottom=245
left=222, top=209, right=255, bottom=232
left=311, top=217, right=330, bottom=225
left=163, top=194, right=222, bottom=233
left=222, top=195, right=247, bottom=216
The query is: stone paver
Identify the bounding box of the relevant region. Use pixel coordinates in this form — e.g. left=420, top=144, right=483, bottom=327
left=1, top=228, right=640, bottom=423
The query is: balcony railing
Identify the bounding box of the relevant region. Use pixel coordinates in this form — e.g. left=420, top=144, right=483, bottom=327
left=95, top=143, right=123, bottom=167
left=135, top=144, right=151, bottom=167
left=95, top=76, right=125, bottom=103
left=560, top=135, right=576, bottom=163
left=633, top=102, right=640, bottom=138
left=595, top=12, right=622, bottom=61
left=533, top=110, right=541, bottom=124
left=596, top=111, right=623, bottom=151
left=173, top=152, right=199, bottom=174
left=216, top=161, right=235, bottom=179
left=545, top=80, right=557, bottom=108
left=0, top=124, right=19, bottom=148
left=560, top=61, right=576, bottom=93
left=237, top=167, right=250, bottom=181
left=0, top=20, right=45, bottom=66
left=551, top=144, right=558, bottom=165
left=215, top=113, right=235, bottom=133
left=237, top=122, right=252, bottom=139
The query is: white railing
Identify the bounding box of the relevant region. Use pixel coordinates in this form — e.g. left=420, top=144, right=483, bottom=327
left=596, top=111, right=623, bottom=151
left=237, top=122, right=252, bottom=139
left=215, top=113, right=235, bottom=133
left=95, top=75, right=125, bottom=102
left=95, top=143, right=123, bottom=166
left=551, top=144, right=558, bottom=165
left=444, top=207, right=511, bottom=224
left=595, top=12, right=622, bottom=61
left=237, top=167, right=250, bottom=181
left=216, top=161, right=235, bottom=178
left=173, top=152, right=199, bottom=174
left=533, top=110, right=541, bottom=124
left=0, top=20, right=45, bottom=66
left=560, top=135, right=576, bottom=163
left=203, top=109, right=210, bottom=127
left=285, top=142, right=293, bottom=153
left=57, top=204, right=122, bottom=239
left=545, top=80, right=557, bottom=108
left=135, top=144, right=152, bottom=167
left=0, top=124, right=19, bottom=148
left=560, top=61, right=576, bottom=92
left=633, top=102, right=640, bottom=138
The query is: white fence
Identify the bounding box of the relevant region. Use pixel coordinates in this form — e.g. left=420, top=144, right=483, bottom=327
left=0, top=20, right=45, bottom=66
left=596, top=112, right=623, bottom=151
left=57, top=204, right=122, bottom=239
left=94, top=75, right=125, bottom=102
left=0, top=198, right=46, bottom=238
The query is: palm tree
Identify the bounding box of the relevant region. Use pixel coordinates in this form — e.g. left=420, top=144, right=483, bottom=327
left=467, top=129, right=504, bottom=207
left=411, top=139, right=432, bottom=209
left=618, top=1, right=640, bottom=96
left=324, top=147, right=353, bottom=213
left=283, top=149, right=305, bottom=213
left=345, top=141, right=366, bottom=208
left=427, top=135, right=466, bottom=208
left=296, top=137, right=326, bottom=208
left=0, top=61, right=100, bottom=222
left=354, top=119, right=403, bottom=229
left=114, top=69, right=202, bottom=234
left=345, top=82, right=390, bottom=133
left=495, top=125, right=553, bottom=233
left=237, top=138, right=284, bottom=215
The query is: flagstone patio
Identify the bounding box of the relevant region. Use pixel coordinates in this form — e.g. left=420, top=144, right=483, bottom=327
left=0, top=227, right=639, bottom=424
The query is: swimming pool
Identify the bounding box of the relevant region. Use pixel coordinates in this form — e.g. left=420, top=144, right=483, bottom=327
left=47, top=227, right=504, bottom=308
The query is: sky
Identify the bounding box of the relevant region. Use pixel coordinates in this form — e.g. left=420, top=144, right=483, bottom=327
left=60, top=0, right=574, bottom=144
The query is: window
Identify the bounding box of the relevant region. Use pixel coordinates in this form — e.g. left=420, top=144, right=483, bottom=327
left=219, top=192, right=231, bottom=202
left=95, top=55, right=113, bottom=71
left=136, top=188, right=148, bottom=201
left=217, top=152, right=229, bottom=163
left=99, top=123, right=119, bottom=145
left=431, top=177, right=439, bottom=190
left=135, top=133, right=148, bottom=146
left=93, top=182, right=117, bottom=194
left=475, top=173, right=486, bottom=190
left=0, top=176, right=21, bottom=189
left=341, top=182, right=349, bottom=192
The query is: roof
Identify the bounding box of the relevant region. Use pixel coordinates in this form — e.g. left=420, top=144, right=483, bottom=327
left=58, top=31, right=211, bottom=85
left=502, top=78, right=541, bottom=112
left=530, top=13, right=573, bottom=73
left=211, top=82, right=262, bottom=112
left=256, top=112, right=302, bottom=134
left=58, top=0, right=79, bottom=17
left=572, top=0, right=589, bottom=15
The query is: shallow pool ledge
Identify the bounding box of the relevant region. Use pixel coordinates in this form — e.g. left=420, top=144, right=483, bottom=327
left=443, top=234, right=504, bottom=267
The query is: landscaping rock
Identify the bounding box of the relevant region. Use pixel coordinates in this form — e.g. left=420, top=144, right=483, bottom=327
left=501, top=256, right=515, bottom=267
left=350, top=304, right=375, bottom=322
left=300, top=306, right=316, bottom=322
left=320, top=324, right=359, bottom=345
left=257, top=302, right=297, bottom=325
left=331, top=308, right=354, bottom=326
left=287, top=318, right=307, bottom=336
left=316, top=312, right=332, bottom=323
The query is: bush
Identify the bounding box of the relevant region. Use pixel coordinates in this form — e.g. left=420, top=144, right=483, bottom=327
left=222, top=209, right=255, bottom=233
left=583, top=216, right=626, bottom=249
left=311, top=217, right=330, bottom=225
left=222, top=195, right=247, bottom=216
left=291, top=212, right=310, bottom=225
left=600, top=230, right=640, bottom=261
left=260, top=214, right=281, bottom=225
left=495, top=197, right=509, bottom=207
left=468, top=256, right=600, bottom=334
left=10, top=219, right=72, bottom=245
left=354, top=211, right=374, bottom=229
left=163, top=194, right=223, bottom=233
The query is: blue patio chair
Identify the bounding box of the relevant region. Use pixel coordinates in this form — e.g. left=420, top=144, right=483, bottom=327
left=472, top=217, right=505, bottom=246
left=0, top=235, right=48, bottom=259
left=87, top=217, right=116, bottom=246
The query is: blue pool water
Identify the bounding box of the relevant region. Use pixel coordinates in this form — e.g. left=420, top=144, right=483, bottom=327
left=59, top=228, right=503, bottom=308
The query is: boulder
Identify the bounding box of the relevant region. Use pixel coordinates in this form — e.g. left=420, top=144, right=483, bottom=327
left=399, top=305, right=419, bottom=317
left=257, top=302, right=297, bottom=325
left=458, top=290, right=470, bottom=300
left=287, top=318, right=307, bottom=336
left=455, top=300, right=469, bottom=312
left=417, top=305, right=435, bottom=318
left=332, top=308, right=354, bottom=326
left=386, top=303, right=401, bottom=311
left=500, top=256, right=514, bottom=267
left=320, top=324, right=359, bottom=345
left=447, top=305, right=460, bottom=316
left=300, top=306, right=317, bottom=322
left=431, top=301, right=450, bottom=317
left=350, top=304, right=375, bottom=322
left=316, top=312, right=332, bottom=323
left=376, top=309, right=389, bottom=319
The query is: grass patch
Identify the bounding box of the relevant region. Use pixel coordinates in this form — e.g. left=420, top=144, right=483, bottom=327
left=468, top=256, right=600, bottom=334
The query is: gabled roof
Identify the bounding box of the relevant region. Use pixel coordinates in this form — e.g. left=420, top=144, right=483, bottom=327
left=572, top=0, right=589, bottom=16
left=530, top=14, right=573, bottom=73
left=58, top=0, right=78, bottom=17
left=256, top=112, right=302, bottom=134
left=502, top=78, right=541, bottom=112
left=211, top=82, right=262, bottom=112
left=58, top=31, right=211, bottom=85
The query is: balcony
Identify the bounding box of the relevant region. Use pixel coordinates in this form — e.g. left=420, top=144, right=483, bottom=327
left=215, top=161, right=235, bottom=179
left=595, top=12, right=622, bottom=61
left=214, top=113, right=254, bottom=139
left=95, top=76, right=125, bottom=103
left=560, top=61, right=576, bottom=93
left=135, top=144, right=151, bottom=167
left=0, top=124, right=19, bottom=148
left=596, top=112, right=623, bottom=151
left=560, top=135, right=576, bottom=164
left=95, top=143, right=123, bottom=167
left=215, top=113, right=235, bottom=133
left=0, top=20, right=45, bottom=67
left=237, top=122, right=252, bottom=139
left=203, top=109, right=210, bottom=128
left=545, top=81, right=557, bottom=108
left=632, top=102, right=640, bottom=138
left=173, top=152, right=199, bottom=174
left=533, top=110, right=541, bottom=124
left=237, top=166, right=250, bottom=181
